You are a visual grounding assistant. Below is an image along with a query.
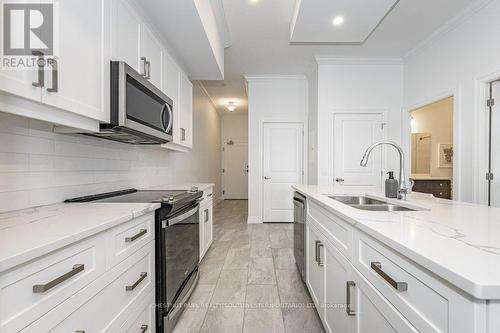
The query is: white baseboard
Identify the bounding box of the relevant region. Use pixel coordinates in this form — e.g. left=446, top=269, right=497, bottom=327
left=247, top=215, right=262, bottom=224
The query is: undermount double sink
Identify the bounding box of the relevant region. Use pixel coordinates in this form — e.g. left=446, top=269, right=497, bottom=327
left=329, top=195, right=420, bottom=211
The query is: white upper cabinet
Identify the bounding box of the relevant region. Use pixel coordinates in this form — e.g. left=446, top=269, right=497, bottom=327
left=41, top=0, right=109, bottom=122
left=111, top=0, right=141, bottom=72
left=139, top=25, right=163, bottom=89
left=178, top=72, right=193, bottom=148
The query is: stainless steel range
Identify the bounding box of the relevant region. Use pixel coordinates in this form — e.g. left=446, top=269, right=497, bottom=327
left=66, top=188, right=202, bottom=333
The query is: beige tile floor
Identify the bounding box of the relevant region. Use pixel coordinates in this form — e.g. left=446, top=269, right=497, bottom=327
left=174, top=200, right=324, bottom=333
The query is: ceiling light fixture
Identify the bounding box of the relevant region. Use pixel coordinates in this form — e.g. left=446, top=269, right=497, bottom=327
left=226, top=102, right=237, bottom=112
left=332, top=16, right=344, bottom=26
left=250, top=0, right=259, bottom=4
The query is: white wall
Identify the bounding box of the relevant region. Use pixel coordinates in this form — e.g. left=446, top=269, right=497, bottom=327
left=0, top=84, right=221, bottom=213
left=307, top=68, right=319, bottom=185
left=403, top=0, right=500, bottom=203
left=169, top=84, right=223, bottom=199
left=246, top=76, right=308, bottom=223
left=221, top=114, right=248, bottom=143
left=314, top=58, right=404, bottom=185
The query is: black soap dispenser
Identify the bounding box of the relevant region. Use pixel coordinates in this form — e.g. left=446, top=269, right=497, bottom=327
left=385, top=171, right=399, bottom=199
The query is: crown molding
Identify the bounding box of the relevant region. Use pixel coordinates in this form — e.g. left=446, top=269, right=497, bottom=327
left=195, top=81, right=222, bottom=115
left=314, top=56, right=403, bottom=66
left=404, top=0, right=494, bottom=59
left=244, top=74, right=307, bottom=82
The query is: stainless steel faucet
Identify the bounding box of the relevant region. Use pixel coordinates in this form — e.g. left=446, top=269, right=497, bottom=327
left=360, top=141, right=412, bottom=201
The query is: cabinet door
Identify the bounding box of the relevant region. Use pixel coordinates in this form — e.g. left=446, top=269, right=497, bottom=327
left=140, top=25, right=163, bottom=89
left=111, top=0, right=141, bottom=72
left=178, top=72, right=193, bottom=148
left=163, top=53, right=180, bottom=141
left=202, top=201, right=213, bottom=253
left=352, top=270, right=417, bottom=333
left=41, top=0, right=109, bottom=122
left=0, top=1, right=43, bottom=102
left=306, top=225, right=324, bottom=314
left=324, top=241, right=353, bottom=333
left=199, top=203, right=206, bottom=259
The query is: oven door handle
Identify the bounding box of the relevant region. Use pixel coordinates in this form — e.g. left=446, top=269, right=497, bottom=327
left=166, top=206, right=198, bottom=226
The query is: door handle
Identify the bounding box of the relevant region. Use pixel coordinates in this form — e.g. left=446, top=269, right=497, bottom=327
left=335, top=178, right=345, bottom=184
left=46, top=57, right=58, bottom=92
left=263, top=176, right=271, bottom=180
left=315, top=241, right=324, bottom=267
left=32, top=51, right=44, bottom=88
left=346, top=281, right=356, bottom=316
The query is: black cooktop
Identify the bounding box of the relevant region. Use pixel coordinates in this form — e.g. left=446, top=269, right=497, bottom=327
left=65, top=188, right=201, bottom=205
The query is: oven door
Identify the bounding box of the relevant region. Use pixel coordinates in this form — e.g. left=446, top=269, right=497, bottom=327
left=164, top=203, right=200, bottom=310
left=111, top=61, right=173, bottom=142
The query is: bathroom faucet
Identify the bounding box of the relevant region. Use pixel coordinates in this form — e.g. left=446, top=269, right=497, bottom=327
left=360, top=141, right=412, bottom=201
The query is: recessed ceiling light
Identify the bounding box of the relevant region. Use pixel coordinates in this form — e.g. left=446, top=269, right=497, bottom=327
left=332, top=16, right=344, bottom=26
left=250, top=0, right=259, bottom=4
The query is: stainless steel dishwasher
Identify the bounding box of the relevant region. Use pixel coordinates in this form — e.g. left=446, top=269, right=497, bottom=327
left=293, top=191, right=307, bottom=282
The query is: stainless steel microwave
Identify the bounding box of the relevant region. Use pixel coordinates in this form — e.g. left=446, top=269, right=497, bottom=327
left=82, top=61, right=173, bottom=144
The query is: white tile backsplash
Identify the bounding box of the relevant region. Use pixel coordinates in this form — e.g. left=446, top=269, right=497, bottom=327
left=0, top=112, right=174, bottom=212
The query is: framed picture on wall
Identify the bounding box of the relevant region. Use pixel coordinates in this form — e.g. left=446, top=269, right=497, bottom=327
left=438, top=143, right=453, bottom=168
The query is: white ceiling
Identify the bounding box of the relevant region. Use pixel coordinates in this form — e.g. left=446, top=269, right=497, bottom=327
left=290, top=0, right=399, bottom=43
left=202, top=0, right=475, bottom=114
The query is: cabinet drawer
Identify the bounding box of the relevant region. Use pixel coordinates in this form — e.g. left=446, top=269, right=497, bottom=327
left=308, top=202, right=353, bottom=260
left=109, top=212, right=155, bottom=268
left=353, top=230, right=477, bottom=333
left=120, top=288, right=155, bottom=333
left=0, top=234, right=106, bottom=332
left=22, top=242, right=154, bottom=332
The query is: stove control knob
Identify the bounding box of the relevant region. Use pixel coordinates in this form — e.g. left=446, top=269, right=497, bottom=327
left=168, top=195, right=175, bottom=202
left=190, top=186, right=199, bottom=193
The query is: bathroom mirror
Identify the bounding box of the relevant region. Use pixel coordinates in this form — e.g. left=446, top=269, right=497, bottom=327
left=411, top=133, right=431, bottom=174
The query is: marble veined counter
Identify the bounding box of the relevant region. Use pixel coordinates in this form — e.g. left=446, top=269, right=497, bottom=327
left=293, top=185, right=500, bottom=299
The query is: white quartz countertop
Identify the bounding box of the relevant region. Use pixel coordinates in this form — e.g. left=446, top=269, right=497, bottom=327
left=0, top=202, right=160, bottom=272
left=144, top=183, right=215, bottom=191
left=293, top=185, right=500, bottom=300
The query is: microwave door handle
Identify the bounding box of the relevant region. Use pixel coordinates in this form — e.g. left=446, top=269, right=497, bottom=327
left=160, top=103, right=167, bottom=131
left=165, top=103, right=173, bottom=133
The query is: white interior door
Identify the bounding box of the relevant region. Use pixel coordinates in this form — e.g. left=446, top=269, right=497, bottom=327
left=333, top=113, right=384, bottom=189
left=491, top=81, right=500, bottom=207
left=223, top=141, right=248, bottom=199
left=263, top=122, right=304, bottom=222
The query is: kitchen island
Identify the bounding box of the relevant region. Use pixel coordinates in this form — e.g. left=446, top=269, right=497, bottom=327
left=294, top=184, right=500, bottom=333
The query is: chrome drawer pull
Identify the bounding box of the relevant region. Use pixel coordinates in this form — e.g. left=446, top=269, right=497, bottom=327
left=33, top=264, right=84, bottom=293
left=315, top=240, right=320, bottom=263
left=317, top=242, right=324, bottom=267
left=125, top=229, right=147, bottom=243
left=207, top=193, right=213, bottom=197
left=126, top=272, right=147, bottom=291
left=75, top=331, right=85, bottom=333
left=32, top=51, right=44, bottom=87
left=46, top=57, right=58, bottom=92
left=204, top=209, right=209, bottom=223
left=371, top=262, right=408, bottom=292
left=346, top=281, right=356, bottom=316
left=140, top=324, right=148, bottom=333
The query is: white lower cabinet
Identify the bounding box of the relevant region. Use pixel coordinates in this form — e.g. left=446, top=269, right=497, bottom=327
left=306, top=203, right=483, bottom=333
left=0, top=213, right=157, bottom=333
left=199, top=187, right=214, bottom=260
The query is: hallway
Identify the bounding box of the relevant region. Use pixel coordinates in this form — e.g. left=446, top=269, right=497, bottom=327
left=174, top=200, right=324, bottom=333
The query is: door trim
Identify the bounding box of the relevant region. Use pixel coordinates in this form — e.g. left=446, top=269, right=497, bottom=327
left=403, top=88, right=460, bottom=201
left=259, top=120, right=307, bottom=223
left=329, top=110, right=388, bottom=188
